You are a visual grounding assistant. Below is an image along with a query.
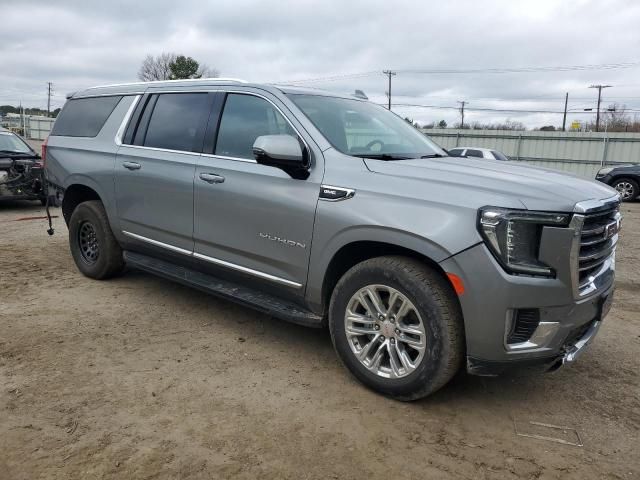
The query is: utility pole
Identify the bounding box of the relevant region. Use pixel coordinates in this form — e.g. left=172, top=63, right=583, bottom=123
left=589, top=84, right=611, bottom=132
left=457, top=101, right=467, bottom=128
left=47, top=82, right=53, bottom=117
left=562, top=92, right=568, bottom=131
left=383, top=70, right=396, bottom=110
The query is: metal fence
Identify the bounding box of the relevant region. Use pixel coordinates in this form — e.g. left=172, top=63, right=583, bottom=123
left=421, top=129, right=640, bottom=178
left=1, top=114, right=55, bottom=140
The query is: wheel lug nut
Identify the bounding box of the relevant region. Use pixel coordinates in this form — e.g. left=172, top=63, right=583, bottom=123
left=374, top=324, right=380, bottom=330
left=390, top=338, right=395, bottom=344
left=378, top=314, right=384, bottom=321
left=395, top=328, right=400, bottom=335
left=380, top=336, right=385, bottom=341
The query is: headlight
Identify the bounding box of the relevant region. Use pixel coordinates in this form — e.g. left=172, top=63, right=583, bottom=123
left=478, top=207, right=570, bottom=276
left=596, top=167, right=614, bottom=177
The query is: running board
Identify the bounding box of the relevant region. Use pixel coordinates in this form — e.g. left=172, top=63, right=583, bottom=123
left=123, top=251, right=323, bottom=328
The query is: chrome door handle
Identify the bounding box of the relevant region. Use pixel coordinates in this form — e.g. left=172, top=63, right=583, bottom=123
left=199, top=173, right=225, bottom=184
left=122, top=161, right=141, bottom=170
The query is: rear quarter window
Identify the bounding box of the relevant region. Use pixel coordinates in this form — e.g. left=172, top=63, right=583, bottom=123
left=51, top=96, right=123, bottom=137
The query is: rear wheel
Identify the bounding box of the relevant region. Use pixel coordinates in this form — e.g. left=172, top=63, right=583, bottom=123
left=612, top=178, right=639, bottom=201
left=329, top=256, right=464, bottom=401
left=68, top=200, right=124, bottom=279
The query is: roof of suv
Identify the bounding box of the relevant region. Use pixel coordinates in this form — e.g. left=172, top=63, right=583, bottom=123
left=71, top=78, right=363, bottom=101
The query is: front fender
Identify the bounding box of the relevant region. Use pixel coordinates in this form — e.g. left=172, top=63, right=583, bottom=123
left=305, top=223, right=467, bottom=312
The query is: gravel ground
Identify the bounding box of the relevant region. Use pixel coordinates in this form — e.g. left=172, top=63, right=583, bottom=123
left=1, top=199, right=638, bottom=480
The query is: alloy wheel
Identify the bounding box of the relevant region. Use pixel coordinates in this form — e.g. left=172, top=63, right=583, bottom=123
left=614, top=181, right=635, bottom=200
left=344, top=284, right=427, bottom=379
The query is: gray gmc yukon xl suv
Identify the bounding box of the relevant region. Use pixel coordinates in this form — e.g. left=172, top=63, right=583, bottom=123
left=45, top=79, right=621, bottom=400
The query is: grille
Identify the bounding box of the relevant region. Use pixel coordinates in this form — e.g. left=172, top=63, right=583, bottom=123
left=506, top=308, right=540, bottom=344
left=578, top=206, right=619, bottom=290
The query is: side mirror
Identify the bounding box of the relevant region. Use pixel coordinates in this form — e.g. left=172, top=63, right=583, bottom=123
left=252, top=135, right=308, bottom=170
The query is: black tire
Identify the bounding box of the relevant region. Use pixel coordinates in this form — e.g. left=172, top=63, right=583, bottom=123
left=612, top=178, right=639, bottom=202
left=329, top=256, right=464, bottom=401
left=68, top=200, right=124, bottom=279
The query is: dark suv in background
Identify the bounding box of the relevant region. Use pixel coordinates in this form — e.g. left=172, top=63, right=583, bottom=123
left=596, top=164, right=640, bottom=201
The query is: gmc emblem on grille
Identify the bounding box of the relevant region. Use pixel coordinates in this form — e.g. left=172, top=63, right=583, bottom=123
left=605, top=221, right=619, bottom=239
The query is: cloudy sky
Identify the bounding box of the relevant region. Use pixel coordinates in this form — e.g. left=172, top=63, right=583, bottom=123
left=2, top=0, right=640, bottom=128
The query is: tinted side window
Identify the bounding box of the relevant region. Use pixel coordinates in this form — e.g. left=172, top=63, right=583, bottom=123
left=143, top=93, right=209, bottom=152
left=215, top=94, right=295, bottom=159
left=448, top=148, right=464, bottom=157
left=51, top=96, right=122, bottom=137
left=465, top=149, right=484, bottom=158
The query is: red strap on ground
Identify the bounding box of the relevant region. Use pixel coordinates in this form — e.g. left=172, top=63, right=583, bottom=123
left=12, top=215, right=59, bottom=221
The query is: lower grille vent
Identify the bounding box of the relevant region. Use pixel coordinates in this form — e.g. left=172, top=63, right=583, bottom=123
left=507, top=309, right=540, bottom=344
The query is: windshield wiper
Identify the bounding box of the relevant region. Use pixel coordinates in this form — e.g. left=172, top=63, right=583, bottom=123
left=352, top=153, right=412, bottom=160
left=420, top=153, right=445, bottom=158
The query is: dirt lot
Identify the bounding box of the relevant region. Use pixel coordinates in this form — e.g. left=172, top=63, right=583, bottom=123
left=1, top=199, right=638, bottom=480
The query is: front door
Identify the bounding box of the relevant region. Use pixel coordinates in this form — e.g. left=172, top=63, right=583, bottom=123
left=193, top=92, right=323, bottom=292
left=115, top=92, right=212, bottom=251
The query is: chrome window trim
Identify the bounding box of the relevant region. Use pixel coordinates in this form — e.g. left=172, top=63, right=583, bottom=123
left=74, top=92, right=145, bottom=99
left=118, top=143, right=202, bottom=157
left=212, top=90, right=312, bottom=163
left=114, top=95, right=142, bottom=146
left=122, top=231, right=302, bottom=288
left=201, top=153, right=257, bottom=164
left=114, top=90, right=310, bottom=163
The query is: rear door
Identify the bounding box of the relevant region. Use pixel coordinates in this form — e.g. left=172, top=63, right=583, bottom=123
left=115, top=92, right=213, bottom=251
left=193, top=91, right=323, bottom=293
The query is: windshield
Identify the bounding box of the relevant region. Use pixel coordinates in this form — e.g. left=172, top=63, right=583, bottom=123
left=289, top=94, right=445, bottom=159
left=0, top=132, right=33, bottom=154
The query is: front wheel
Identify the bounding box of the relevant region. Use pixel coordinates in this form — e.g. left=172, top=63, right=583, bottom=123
left=612, top=178, right=639, bottom=201
left=329, top=256, right=464, bottom=401
left=68, top=200, right=124, bottom=279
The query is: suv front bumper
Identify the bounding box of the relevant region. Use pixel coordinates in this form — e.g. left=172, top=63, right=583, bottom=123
left=439, top=241, right=614, bottom=375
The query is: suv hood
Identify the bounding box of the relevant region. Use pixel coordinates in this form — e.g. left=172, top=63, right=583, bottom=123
left=364, top=156, right=617, bottom=212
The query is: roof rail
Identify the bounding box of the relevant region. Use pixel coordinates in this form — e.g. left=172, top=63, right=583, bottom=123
left=86, top=78, right=248, bottom=90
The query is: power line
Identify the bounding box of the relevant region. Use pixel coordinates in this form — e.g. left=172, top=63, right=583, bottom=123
left=276, top=61, right=640, bottom=84
left=388, top=102, right=640, bottom=114
left=396, top=61, right=640, bottom=75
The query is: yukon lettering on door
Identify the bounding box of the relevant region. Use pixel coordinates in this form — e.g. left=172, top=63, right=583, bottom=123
left=259, top=232, right=306, bottom=249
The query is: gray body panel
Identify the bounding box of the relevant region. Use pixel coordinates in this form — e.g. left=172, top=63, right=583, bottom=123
left=46, top=79, right=620, bottom=371
left=115, top=145, right=197, bottom=251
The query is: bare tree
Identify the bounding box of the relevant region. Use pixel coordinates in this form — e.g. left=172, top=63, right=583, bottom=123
left=197, top=64, right=220, bottom=79
left=138, top=52, right=177, bottom=81
left=138, top=52, right=220, bottom=81
left=601, top=103, right=632, bottom=132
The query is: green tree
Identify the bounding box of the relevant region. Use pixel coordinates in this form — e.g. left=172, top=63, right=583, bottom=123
left=169, top=55, right=202, bottom=79
left=438, top=120, right=447, bottom=128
